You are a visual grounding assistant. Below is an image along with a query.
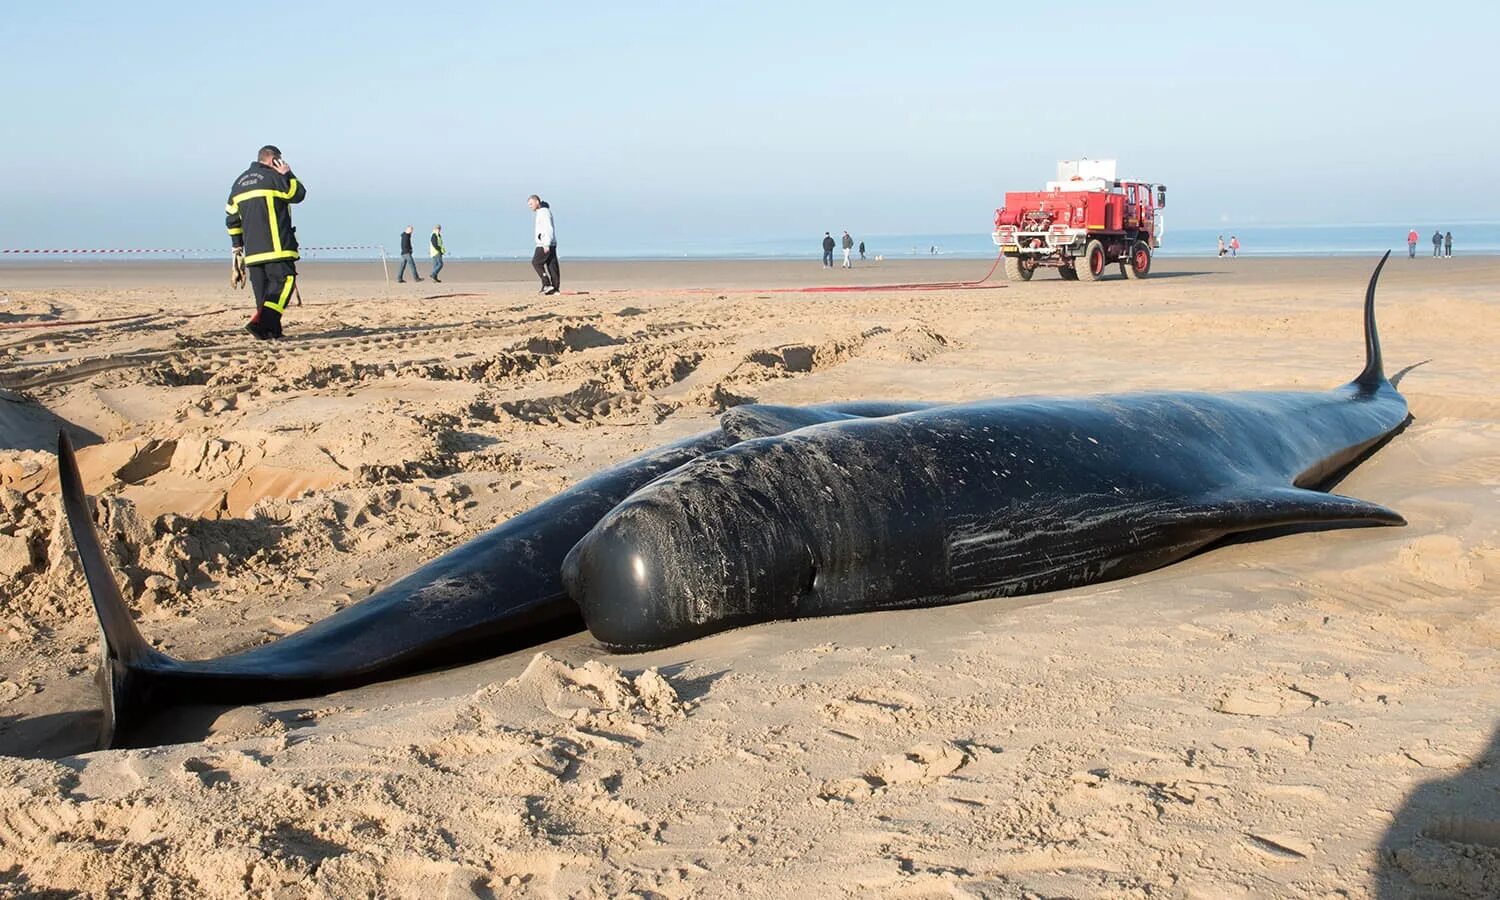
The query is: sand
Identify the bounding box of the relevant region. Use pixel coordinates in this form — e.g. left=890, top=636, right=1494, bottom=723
left=1, top=254, right=1498, bottom=897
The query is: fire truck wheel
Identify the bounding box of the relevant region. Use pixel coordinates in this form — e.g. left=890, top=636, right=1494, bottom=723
left=1002, top=255, right=1034, bottom=282
left=1123, top=241, right=1152, bottom=279
left=1076, top=240, right=1106, bottom=282
left=1059, top=265, right=1079, bottom=281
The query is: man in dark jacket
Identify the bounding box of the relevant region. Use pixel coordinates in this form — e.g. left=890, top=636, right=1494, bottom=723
left=397, top=226, right=422, bottom=283
left=226, top=145, right=307, bottom=339
left=1432, top=229, right=1442, bottom=258
left=822, top=232, right=835, bottom=268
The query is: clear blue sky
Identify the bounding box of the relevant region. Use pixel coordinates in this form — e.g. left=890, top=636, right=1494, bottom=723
left=3, top=1, right=1496, bottom=254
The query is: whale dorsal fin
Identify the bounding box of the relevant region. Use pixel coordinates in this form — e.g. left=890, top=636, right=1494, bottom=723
left=1354, top=251, right=1392, bottom=390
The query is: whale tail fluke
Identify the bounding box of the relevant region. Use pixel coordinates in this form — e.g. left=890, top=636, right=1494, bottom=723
left=1354, top=251, right=1393, bottom=391
left=57, top=431, right=175, bottom=749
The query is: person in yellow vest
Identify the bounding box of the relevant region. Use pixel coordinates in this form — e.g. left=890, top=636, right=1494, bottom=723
left=225, top=144, right=306, bottom=340
left=429, top=225, right=446, bottom=283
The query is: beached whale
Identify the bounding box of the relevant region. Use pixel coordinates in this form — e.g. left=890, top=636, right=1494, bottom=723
left=563, top=254, right=1409, bottom=650
left=64, top=256, right=1406, bottom=749
left=60, top=401, right=934, bottom=748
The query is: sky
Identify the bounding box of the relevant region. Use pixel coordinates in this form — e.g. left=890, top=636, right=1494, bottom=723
left=2, top=1, right=1497, bottom=255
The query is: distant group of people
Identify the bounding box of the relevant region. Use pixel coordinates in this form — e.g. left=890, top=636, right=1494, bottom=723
left=226, top=144, right=565, bottom=339
left=399, top=200, right=558, bottom=291
left=821, top=230, right=865, bottom=268
left=1407, top=228, right=1454, bottom=258
left=1216, top=234, right=1240, bottom=258
left=396, top=225, right=444, bottom=283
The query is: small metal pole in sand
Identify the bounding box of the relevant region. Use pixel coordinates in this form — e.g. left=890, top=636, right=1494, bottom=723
left=379, top=245, right=390, bottom=285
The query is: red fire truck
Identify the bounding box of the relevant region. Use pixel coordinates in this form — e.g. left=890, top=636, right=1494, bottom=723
left=993, top=159, right=1167, bottom=282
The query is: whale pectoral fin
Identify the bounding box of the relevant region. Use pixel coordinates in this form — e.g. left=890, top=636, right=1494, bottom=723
left=1195, top=485, right=1405, bottom=532
left=720, top=404, right=859, bottom=441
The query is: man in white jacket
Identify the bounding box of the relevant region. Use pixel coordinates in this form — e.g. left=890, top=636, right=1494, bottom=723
left=528, top=194, right=560, bottom=295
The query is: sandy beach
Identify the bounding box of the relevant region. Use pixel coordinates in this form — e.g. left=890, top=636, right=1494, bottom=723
left=2, top=254, right=1498, bottom=897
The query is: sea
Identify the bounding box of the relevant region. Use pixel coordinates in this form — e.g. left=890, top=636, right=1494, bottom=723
left=557, top=221, right=1500, bottom=261
left=3, top=222, right=1495, bottom=263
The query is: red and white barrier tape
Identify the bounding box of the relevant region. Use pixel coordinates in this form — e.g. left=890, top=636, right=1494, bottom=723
left=1, top=245, right=383, bottom=255
left=1, top=248, right=213, bottom=254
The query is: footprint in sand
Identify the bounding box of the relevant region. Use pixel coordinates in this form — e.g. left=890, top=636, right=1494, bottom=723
left=820, top=741, right=969, bottom=802
left=1400, top=535, right=1484, bottom=590
left=869, top=741, right=969, bottom=785
left=822, top=688, right=924, bottom=725
left=1214, top=684, right=1319, bottom=717
left=1402, top=743, right=1470, bottom=769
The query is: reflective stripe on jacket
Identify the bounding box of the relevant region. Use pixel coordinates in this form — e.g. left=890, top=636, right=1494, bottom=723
left=225, top=162, right=307, bottom=265
left=430, top=231, right=445, bottom=256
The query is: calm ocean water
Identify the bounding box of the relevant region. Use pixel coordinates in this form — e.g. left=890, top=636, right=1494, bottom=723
left=569, top=221, right=1500, bottom=261
left=4, top=222, right=1494, bottom=263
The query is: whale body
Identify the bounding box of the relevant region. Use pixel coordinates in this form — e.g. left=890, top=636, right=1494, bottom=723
left=562, top=255, right=1409, bottom=650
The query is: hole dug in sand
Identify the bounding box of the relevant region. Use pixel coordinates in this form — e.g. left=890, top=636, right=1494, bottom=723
left=28, top=435, right=350, bottom=521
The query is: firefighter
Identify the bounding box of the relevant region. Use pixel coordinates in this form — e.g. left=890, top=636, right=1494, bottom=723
left=226, top=145, right=307, bottom=339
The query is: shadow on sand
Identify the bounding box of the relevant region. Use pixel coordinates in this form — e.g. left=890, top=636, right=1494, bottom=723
left=1376, top=720, right=1500, bottom=897
left=1129, top=269, right=1218, bottom=280
left=0, top=390, right=101, bottom=452
left=0, top=710, right=102, bottom=759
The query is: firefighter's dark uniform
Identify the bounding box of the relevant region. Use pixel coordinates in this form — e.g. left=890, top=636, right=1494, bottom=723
left=225, top=162, right=306, bottom=337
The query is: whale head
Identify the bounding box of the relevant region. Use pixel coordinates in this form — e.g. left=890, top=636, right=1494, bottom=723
left=561, top=457, right=821, bottom=651
left=562, top=430, right=950, bottom=651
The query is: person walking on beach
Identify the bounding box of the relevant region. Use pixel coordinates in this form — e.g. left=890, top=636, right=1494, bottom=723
left=1407, top=228, right=1420, bottom=258
left=226, top=144, right=306, bottom=340
left=858, top=240, right=866, bottom=260
left=1217, top=235, right=1227, bottom=258
left=429, top=225, right=445, bottom=283
left=822, top=232, right=835, bottom=268
left=1432, top=229, right=1442, bottom=258
left=397, top=226, right=422, bottom=283
left=528, top=195, right=559, bottom=295
left=1444, top=231, right=1453, bottom=258
left=841, top=230, right=854, bottom=268
left=1230, top=235, right=1240, bottom=258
